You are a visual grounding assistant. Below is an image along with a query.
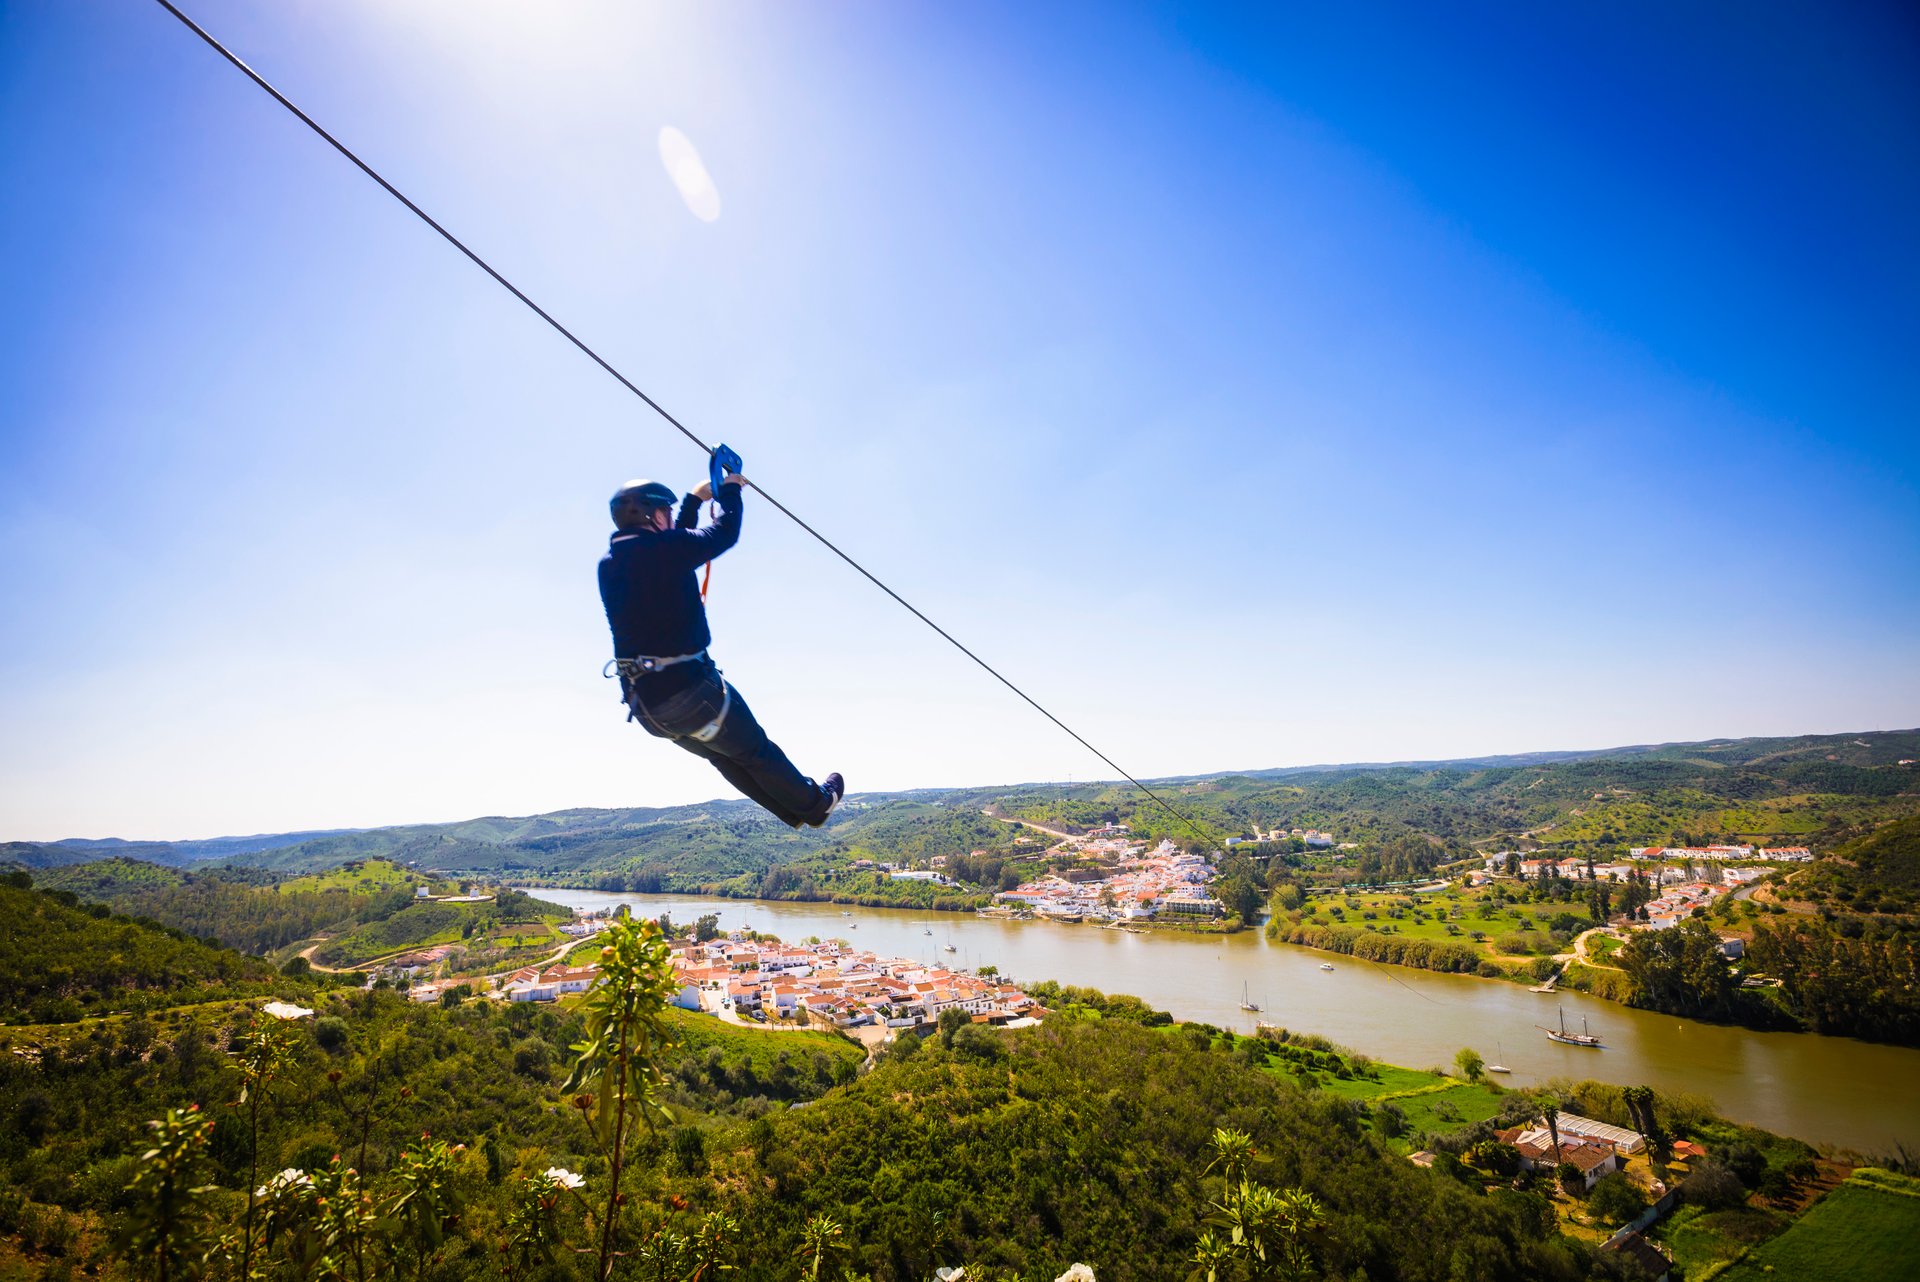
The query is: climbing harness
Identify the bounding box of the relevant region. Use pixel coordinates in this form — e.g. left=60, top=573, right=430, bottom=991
left=151, top=0, right=1223, bottom=852
left=605, top=654, right=730, bottom=742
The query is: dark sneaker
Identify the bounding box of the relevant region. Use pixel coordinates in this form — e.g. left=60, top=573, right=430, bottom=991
left=806, top=773, right=845, bottom=827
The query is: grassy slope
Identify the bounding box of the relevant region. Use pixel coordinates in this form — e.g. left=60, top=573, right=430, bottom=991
left=278, top=860, right=432, bottom=895
left=1719, top=1170, right=1920, bottom=1282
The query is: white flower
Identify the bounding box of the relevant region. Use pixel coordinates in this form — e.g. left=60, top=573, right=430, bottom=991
left=1055, top=1267, right=1096, bottom=1282
left=262, top=1001, right=314, bottom=1020
left=256, top=1168, right=311, bottom=1198
left=544, top=1167, right=585, bottom=1189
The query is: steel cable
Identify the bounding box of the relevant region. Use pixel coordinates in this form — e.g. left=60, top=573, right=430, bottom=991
left=150, top=0, right=1222, bottom=852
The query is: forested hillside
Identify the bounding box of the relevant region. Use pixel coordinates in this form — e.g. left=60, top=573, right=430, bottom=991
left=0, top=874, right=294, bottom=1024
left=0, top=971, right=1646, bottom=1280
left=5, top=729, right=1916, bottom=900
left=31, top=858, right=434, bottom=956
left=1744, top=815, right=1920, bottom=1045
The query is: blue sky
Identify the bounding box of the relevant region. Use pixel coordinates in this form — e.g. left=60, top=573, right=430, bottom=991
left=2, top=0, right=1915, bottom=841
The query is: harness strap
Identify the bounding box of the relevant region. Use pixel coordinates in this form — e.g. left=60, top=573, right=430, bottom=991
left=603, top=654, right=729, bottom=741
left=699, top=498, right=719, bottom=601
left=687, top=682, right=731, bottom=742
left=602, top=650, right=708, bottom=680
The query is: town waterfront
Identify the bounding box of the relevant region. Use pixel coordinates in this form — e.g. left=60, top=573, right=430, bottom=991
left=524, top=887, right=1920, bottom=1156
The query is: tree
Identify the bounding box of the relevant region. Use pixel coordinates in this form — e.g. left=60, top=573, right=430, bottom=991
left=1585, top=1172, right=1647, bottom=1225
left=694, top=913, right=722, bottom=942
left=1453, top=1047, right=1485, bottom=1083
left=1618, top=919, right=1737, bottom=1018
left=1683, top=1160, right=1747, bottom=1209
left=1554, top=1162, right=1585, bottom=1197
left=1622, top=1085, right=1665, bottom=1155
left=1206, top=1127, right=1256, bottom=1201
left=796, top=1213, right=845, bottom=1282
left=561, top=917, right=680, bottom=1282
left=387, top=1137, right=465, bottom=1282
left=121, top=1106, right=217, bottom=1282
left=1464, top=1140, right=1521, bottom=1177
left=234, top=1010, right=301, bottom=1281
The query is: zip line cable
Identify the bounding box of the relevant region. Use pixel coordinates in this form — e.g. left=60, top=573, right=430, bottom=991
left=151, top=0, right=1223, bottom=852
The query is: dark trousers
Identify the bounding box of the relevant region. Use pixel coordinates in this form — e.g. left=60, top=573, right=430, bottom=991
left=624, top=661, right=827, bottom=828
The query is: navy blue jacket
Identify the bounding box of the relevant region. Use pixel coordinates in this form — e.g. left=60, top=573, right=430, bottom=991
left=599, top=483, right=743, bottom=669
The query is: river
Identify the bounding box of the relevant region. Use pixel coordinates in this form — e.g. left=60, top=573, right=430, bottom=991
left=521, top=888, right=1920, bottom=1155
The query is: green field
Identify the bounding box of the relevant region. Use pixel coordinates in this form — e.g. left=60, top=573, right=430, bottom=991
left=1316, top=1063, right=1443, bottom=1099
left=279, top=859, right=430, bottom=895
left=1289, top=885, right=1586, bottom=960
left=1658, top=1204, right=1788, bottom=1276
left=1719, top=1171, right=1920, bottom=1281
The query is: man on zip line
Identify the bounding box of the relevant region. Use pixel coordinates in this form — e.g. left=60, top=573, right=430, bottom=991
left=599, top=469, right=845, bottom=827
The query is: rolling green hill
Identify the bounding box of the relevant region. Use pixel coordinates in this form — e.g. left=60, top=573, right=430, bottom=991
left=0, top=873, right=294, bottom=1023
left=6, top=729, right=1916, bottom=900
left=31, top=857, right=435, bottom=956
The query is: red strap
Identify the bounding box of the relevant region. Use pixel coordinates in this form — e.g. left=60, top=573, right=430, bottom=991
left=699, top=500, right=718, bottom=601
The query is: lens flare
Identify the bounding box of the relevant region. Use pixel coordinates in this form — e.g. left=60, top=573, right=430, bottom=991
left=657, top=125, right=721, bottom=222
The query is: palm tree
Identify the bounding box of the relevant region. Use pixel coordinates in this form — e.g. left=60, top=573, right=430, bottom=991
left=1543, top=1100, right=1564, bottom=1166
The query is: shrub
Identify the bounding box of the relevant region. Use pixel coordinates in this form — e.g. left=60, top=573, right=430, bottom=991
left=1719, top=1142, right=1767, bottom=1188
left=1585, top=1172, right=1648, bottom=1225
left=313, top=1017, right=350, bottom=1053
left=1684, top=1159, right=1748, bottom=1209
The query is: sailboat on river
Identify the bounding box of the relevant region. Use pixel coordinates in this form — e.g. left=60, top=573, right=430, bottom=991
left=1538, top=1006, right=1603, bottom=1048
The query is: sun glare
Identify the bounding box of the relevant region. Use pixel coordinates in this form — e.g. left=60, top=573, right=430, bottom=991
left=657, top=125, right=721, bottom=223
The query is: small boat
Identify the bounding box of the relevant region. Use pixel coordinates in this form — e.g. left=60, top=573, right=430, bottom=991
left=1239, top=982, right=1262, bottom=1013
left=1319, top=963, right=1334, bottom=972
left=943, top=944, right=957, bottom=953
left=1538, top=1006, right=1602, bottom=1048
left=1488, top=1040, right=1512, bottom=1075
left=923, top=926, right=933, bottom=935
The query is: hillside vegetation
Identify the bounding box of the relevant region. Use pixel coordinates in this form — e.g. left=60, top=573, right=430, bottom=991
left=309, top=887, right=571, bottom=967
left=31, top=858, right=435, bottom=956
left=6, top=731, right=1913, bottom=897
left=0, top=873, right=291, bottom=1024
left=0, top=977, right=1642, bottom=1281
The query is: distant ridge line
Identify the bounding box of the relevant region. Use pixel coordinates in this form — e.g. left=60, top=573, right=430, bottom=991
left=4, top=727, right=1914, bottom=862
